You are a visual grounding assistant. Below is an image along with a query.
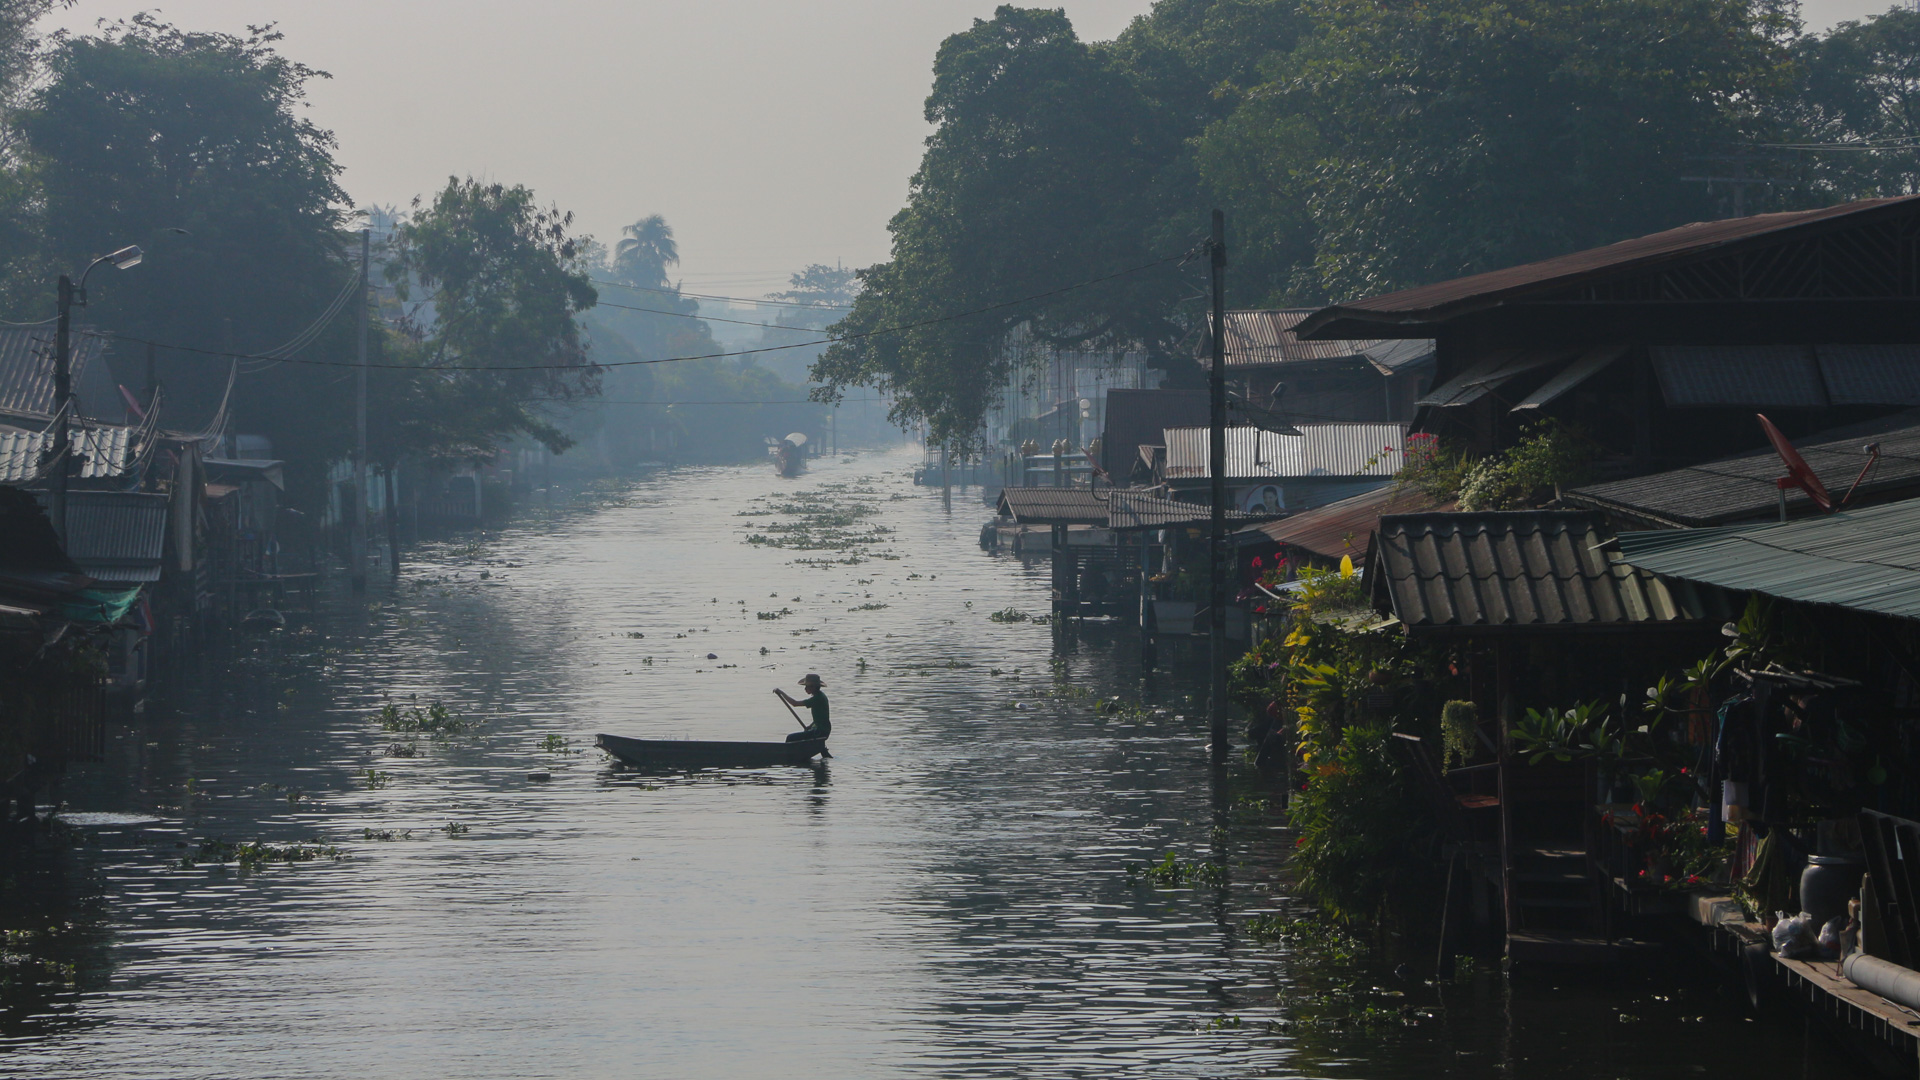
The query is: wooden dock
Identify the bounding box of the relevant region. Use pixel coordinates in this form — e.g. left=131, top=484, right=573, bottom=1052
left=1691, top=892, right=1920, bottom=1073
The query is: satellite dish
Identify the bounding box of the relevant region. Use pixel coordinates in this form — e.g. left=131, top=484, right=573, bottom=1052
left=1757, top=413, right=1832, bottom=512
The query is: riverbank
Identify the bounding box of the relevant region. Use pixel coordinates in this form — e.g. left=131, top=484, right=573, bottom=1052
left=0, top=449, right=1865, bottom=1078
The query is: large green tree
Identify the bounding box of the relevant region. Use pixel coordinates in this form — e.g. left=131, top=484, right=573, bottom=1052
left=1795, top=8, right=1920, bottom=197
left=17, top=16, right=353, bottom=499
left=820, top=1, right=1812, bottom=442
left=377, top=177, right=600, bottom=463
left=812, top=6, right=1196, bottom=445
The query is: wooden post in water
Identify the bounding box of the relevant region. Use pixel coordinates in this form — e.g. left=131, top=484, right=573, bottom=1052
left=941, top=442, right=951, bottom=511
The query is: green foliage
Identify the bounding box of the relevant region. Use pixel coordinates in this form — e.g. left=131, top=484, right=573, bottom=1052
left=1440, top=701, right=1477, bottom=769
left=382, top=176, right=598, bottom=460
left=1124, top=850, right=1227, bottom=888
left=376, top=701, right=469, bottom=735
left=1455, top=420, right=1598, bottom=510
left=817, top=0, right=1842, bottom=436
left=16, top=16, right=355, bottom=499
left=1286, top=722, right=1436, bottom=922
left=811, top=6, right=1195, bottom=444
left=1509, top=700, right=1619, bottom=765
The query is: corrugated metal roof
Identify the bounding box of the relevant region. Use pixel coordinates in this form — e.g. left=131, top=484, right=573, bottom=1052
left=40, top=490, right=168, bottom=582
left=1617, top=497, right=1920, bottom=621
left=1208, top=310, right=1385, bottom=368
left=1297, top=194, right=1920, bottom=339
left=1815, top=345, right=1920, bottom=405
left=0, top=328, right=113, bottom=419
left=1370, top=511, right=1706, bottom=632
left=1164, top=423, right=1406, bottom=480
left=1106, top=491, right=1264, bottom=531
left=1510, top=346, right=1631, bottom=412
left=1651, top=345, right=1826, bottom=407
left=1564, top=412, right=1920, bottom=527
left=1417, top=349, right=1574, bottom=407
left=0, top=423, right=137, bottom=483
left=1360, top=338, right=1438, bottom=375
left=1245, top=484, right=1454, bottom=562
left=996, top=487, right=1108, bottom=527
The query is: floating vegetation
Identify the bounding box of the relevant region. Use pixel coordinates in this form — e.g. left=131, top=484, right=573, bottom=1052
left=1124, top=851, right=1227, bottom=888
left=988, top=607, right=1031, bottom=623
left=757, top=608, right=794, bottom=620
left=1244, top=914, right=1368, bottom=964
left=739, top=482, right=899, bottom=559
left=441, top=821, right=470, bottom=836
left=185, top=839, right=343, bottom=868
left=847, top=602, right=888, bottom=612
left=625, top=631, right=645, bottom=639
left=377, top=701, right=470, bottom=735
left=386, top=742, right=418, bottom=758
left=363, top=769, right=394, bottom=790
left=362, top=828, right=411, bottom=841
left=539, top=733, right=578, bottom=754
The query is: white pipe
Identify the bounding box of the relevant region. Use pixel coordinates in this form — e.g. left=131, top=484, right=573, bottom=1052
left=1843, top=952, right=1920, bottom=1011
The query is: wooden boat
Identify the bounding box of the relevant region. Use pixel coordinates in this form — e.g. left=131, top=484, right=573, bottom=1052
left=595, top=731, right=827, bottom=769
left=768, top=431, right=808, bottom=477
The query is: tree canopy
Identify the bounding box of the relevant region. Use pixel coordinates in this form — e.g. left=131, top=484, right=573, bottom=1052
left=817, top=0, right=1905, bottom=444
left=379, top=177, right=600, bottom=461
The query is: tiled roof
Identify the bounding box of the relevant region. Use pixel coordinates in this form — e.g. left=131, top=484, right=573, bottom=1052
left=1369, top=511, right=1712, bottom=632
left=1164, top=423, right=1406, bottom=481
left=1564, top=412, right=1920, bottom=528
left=1618, top=497, right=1920, bottom=621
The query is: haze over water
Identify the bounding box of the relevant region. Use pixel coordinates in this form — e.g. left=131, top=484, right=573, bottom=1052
left=5, top=449, right=1860, bottom=1078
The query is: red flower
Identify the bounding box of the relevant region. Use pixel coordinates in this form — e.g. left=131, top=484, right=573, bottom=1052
left=1251, top=556, right=1264, bottom=569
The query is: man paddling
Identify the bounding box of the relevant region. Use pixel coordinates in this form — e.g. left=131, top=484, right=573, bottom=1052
left=774, top=674, right=830, bottom=742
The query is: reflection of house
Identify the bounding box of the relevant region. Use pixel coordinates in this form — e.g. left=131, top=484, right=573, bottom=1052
left=1160, top=422, right=1406, bottom=512
left=1209, top=310, right=1433, bottom=422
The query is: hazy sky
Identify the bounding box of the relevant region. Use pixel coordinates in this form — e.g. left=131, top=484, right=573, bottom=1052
left=41, top=0, right=1907, bottom=299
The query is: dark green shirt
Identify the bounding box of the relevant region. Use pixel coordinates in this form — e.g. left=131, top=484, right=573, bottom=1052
left=796, top=691, right=830, bottom=736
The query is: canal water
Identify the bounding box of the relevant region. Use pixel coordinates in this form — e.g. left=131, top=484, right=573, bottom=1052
left=2, top=448, right=1865, bottom=1078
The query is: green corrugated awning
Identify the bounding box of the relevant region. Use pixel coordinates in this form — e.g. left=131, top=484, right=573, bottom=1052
left=54, top=585, right=141, bottom=626
left=1616, top=498, right=1920, bottom=621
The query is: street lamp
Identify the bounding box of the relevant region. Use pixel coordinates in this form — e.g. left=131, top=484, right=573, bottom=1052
left=50, top=244, right=143, bottom=546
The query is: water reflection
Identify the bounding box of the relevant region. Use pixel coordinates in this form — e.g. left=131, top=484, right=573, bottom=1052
left=2, top=449, right=1867, bottom=1078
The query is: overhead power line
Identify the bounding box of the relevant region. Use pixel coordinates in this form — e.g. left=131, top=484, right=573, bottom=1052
left=590, top=277, right=853, bottom=310
left=592, top=298, right=832, bottom=334
left=113, top=247, right=1196, bottom=373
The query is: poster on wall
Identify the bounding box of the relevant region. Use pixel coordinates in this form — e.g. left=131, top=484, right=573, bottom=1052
left=1238, top=484, right=1284, bottom=516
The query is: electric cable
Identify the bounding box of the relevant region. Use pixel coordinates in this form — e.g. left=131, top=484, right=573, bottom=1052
left=589, top=278, right=853, bottom=310
left=109, top=246, right=1198, bottom=374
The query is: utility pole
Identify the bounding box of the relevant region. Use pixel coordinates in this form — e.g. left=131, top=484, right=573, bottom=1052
left=50, top=274, right=73, bottom=546
left=1208, top=209, right=1230, bottom=766
left=351, top=228, right=370, bottom=594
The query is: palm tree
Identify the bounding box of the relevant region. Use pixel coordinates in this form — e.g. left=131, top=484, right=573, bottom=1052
left=613, top=214, right=678, bottom=290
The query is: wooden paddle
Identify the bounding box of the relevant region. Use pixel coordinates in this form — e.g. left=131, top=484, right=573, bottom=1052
left=777, top=693, right=832, bottom=759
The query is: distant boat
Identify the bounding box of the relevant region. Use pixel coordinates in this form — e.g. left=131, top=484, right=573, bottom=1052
left=768, top=431, right=808, bottom=477
left=595, top=732, right=827, bottom=769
